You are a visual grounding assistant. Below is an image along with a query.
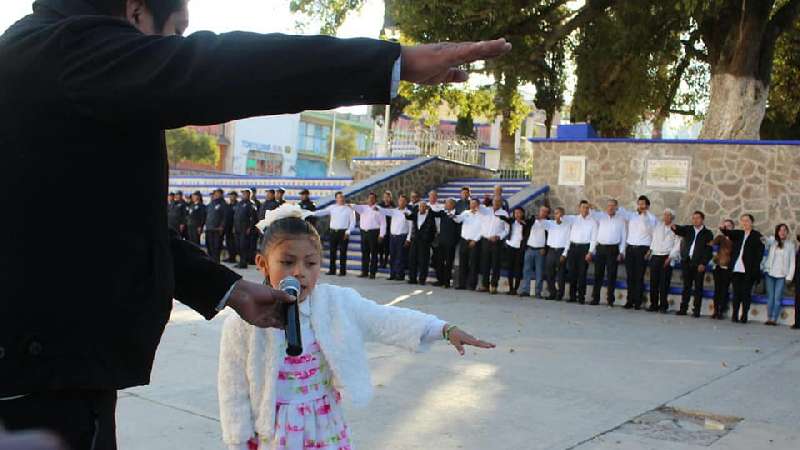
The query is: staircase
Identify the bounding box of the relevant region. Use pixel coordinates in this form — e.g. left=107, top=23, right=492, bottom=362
left=321, top=178, right=537, bottom=277
left=169, top=175, right=353, bottom=204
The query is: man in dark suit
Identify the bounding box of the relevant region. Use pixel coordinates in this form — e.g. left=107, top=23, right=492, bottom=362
left=0, top=0, right=510, bottom=447
left=204, top=188, right=228, bottom=263
left=720, top=214, right=765, bottom=323
left=454, top=186, right=471, bottom=214
left=233, top=189, right=258, bottom=269
left=432, top=199, right=461, bottom=288
left=187, top=191, right=207, bottom=245
left=223, top=191, right=239, bottom=263
left=672, top=211, right=714, bottom=317
left=406, top=201, right=439, bottom=285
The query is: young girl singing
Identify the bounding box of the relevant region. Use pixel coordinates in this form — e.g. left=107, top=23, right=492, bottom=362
left=219, top=204, right=495, bottom=450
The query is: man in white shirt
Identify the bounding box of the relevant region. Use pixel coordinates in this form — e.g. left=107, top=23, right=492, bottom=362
left=352, top=192, right=386, bottom=279
left=618, top=195, right=658, bottom=309
left=519, top=206, right=550, bottom=298
left=453, top=198, right=485, bottom=290
left=563, top=200, right=598, bottom=304
left=588, top=199, right=627, bottom=306
left=648, top=209, right=682, bottom=313
left=379, top=194, right=413, bottom=281
left=541, top=207, right=572, bottom=300
left=313, top=192, right=356, bottom=276
left=478, top=197, right=510, bottom=294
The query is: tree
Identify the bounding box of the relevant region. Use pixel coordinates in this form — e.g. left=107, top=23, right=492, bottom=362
left=684, top=0, right=800, bottom=139
left=291, top=0, right=613, bottom=167
left=331, top=124, right=362, bottom=162
left=571, top=1, right=693, bottom=137
left=534, top=45, right=566, bottom=138
left=761, top=15, right=800, bottom=139
left=165, top=127, right=219, bottom=167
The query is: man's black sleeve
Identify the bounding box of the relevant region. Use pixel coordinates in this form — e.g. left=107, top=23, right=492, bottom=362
left=169, top=230, right=241, bottom=319
left=57, top=17, right=401, bottom=129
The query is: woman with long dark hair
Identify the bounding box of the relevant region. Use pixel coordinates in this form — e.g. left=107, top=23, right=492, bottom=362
left=763, top=224, right=796, bottom=325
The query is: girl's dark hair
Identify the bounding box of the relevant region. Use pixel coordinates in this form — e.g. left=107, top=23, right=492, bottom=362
left=87, top=0, right=186, bottom=32
left=258, top=217, right=321, bottom=253
left=775, top=223, right=788, bottom=249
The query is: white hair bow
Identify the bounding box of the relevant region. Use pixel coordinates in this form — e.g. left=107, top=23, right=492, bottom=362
left=256, top=203, right=314, bottom=233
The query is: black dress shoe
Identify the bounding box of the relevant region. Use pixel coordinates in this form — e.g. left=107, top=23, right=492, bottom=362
left=731, top=316, right=739, bottom=323
left=338, top=272, right=347, bottom=277
left=791, top=324, right=799, bottom=329
left=589, top=300, right=599, bottom=305
left=623, top=303, right=633, bottom=310
left=692, top=312, right=701, bottom=318
left=326, top=270, right=336, bottom=275
left=634, top=305, right=641, bottom=311
left=578, top=300, right=586, bottom=305
left=387, top=275, right=396, bottom=280
left=407, top=280, right=417, bottom=285
left=358, top=273, right=368, bottom=278
left=546, top=295, right=557, bottom=301
left=647, top=306, right=659, bottom=312
left=676, top=310, right=688, bottom=316
left=455, top=286, right=466, bottom=290
left=660, top=308, right=669, bottom=314
left=431, top=281, right=443, bottom=287
left=369, top=274, right=376, bottom=279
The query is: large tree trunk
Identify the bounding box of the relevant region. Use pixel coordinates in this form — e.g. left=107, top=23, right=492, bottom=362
left=651, top=113, right=666, bottom=139
left=544, top=113, right=553, bottom=139
left=697, top=0, right=800, bottom=139
left=699, top=73, right=768, bottom=139
left=499, top=116, right=516, bottom=168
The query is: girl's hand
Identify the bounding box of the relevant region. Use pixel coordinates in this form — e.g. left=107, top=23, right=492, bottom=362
left=446, top=327, right=495, bottom=355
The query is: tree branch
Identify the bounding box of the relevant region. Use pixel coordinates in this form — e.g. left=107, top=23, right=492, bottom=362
left=529, top=0, right=617, bottom=61
left=760, top=0, right=800, bottom=83
left=669, top=109, right=697, bottom=116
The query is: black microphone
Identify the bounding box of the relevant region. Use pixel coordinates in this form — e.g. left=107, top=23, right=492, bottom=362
left=278, top=276, right=303, bottom=356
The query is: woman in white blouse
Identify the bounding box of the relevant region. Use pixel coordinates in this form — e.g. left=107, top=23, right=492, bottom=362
left=763, top=224, right=796, bottom=326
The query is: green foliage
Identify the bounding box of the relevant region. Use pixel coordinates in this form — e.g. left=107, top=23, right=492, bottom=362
left=165, top=128, right=219, bottom=166
left=331, top=124, right=362, bottom=162
left=534, top=45, right=567, bottom=137
left=762, top=16, right=800, bottom=139
left=290, top=0, right=367, bottom=35
left=571, top=1, right=692, bottom=137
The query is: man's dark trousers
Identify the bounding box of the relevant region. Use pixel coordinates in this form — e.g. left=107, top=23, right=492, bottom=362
left=389, top=234, right=408, bottom=279
left=224, top=226, right=238, bottom=262
left=592, top=244, right=620, bottom=305
left=438, top=241, right=457, bottom=287
left=480, top=238, right=502, bottom=288
left=545, top=247, right=566, bottom=299
left=206, top=229, right=223, bottom=263
left=648, top=255, right=672, bottom=311
left=360, top=229, right=380, bottom=276
left=567, top=243, right=590, bottom=303
left=458, top=239, right=481, bottom=289
left=236, top=231, right=251, bottom=268
left=680, top=263, right=705, bottom=314
left=0, top=390, right=117, bottom=450
left=625, top=244, right=649, bottom=307
left=329, top=229, right=349, bottom=275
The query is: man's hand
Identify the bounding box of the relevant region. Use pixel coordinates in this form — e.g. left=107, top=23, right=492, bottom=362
left=585, top=253, right=593, bottom=263
left=540, top=249, right=547, bottom=256
left=226, top=280, right=294, bottom=329
left=698, top=264, right=706, bottom=273
left=560, top=255, right=567, bottom=264
left=401, top=39, right=512, bottom=85
left=468, top=240, right=476, bottom=248
left=617, top=254, right=624, bottom=263
left=664, top=257, right=671, bottom=268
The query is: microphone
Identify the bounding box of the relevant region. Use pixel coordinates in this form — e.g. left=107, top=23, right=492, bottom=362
left=278, top=276, right=303, bottom=356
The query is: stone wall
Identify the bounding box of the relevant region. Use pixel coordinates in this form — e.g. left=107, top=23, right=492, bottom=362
left=530, top=139, right=800, bottom=233
left=342, top=157, right=495, bottom=204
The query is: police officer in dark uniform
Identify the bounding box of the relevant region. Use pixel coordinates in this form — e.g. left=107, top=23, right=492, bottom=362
left=186, top=191, right=206, bottom=245
left=276, top=187, right=287, bottom=206
left=168, top=190, right=190, bottom=239
left=224, top=191, right=239, bottom=263
left=248, top=188, right=261, bottom=264
left=167, top=191, right=175, bottom=205
left=205, top=189, right=228, bottom=263
left=258, top=189, right=280, bottom=220
left=234, top=189, right=258, bottom=269
left=298, top=189, right=316, bottom=212
left=251, top=187, right=262, bottom=213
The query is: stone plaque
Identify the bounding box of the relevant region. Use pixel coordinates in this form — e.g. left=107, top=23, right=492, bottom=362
left=646, top=159, right=690, bottom=190
left=558, top=156, right=586, bottom=186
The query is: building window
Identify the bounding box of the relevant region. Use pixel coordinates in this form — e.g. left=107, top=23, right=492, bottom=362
left=298, top=121, right=330, bottom=156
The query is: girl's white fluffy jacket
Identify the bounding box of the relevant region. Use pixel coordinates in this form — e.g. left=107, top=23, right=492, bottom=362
left=218, top=283, right=440, bottom=448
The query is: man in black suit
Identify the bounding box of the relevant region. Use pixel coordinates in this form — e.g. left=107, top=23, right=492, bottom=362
left=720, top=214, right=765, bottom=323
left=672, top=211, right=714, bottom=317
left=455, top=186, right=471, bottom=214
left=432, top=199, right=461, bottom=288
left=406, top=201, right=439, bottom=285
left=0, top=0, right=510, bottom=447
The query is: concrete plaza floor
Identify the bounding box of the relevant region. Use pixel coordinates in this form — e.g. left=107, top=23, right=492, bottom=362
left=119, top=268, right=800, bottom=450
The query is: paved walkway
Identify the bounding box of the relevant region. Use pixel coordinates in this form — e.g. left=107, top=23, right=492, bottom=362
left=119, top=268, right=800, bottom=449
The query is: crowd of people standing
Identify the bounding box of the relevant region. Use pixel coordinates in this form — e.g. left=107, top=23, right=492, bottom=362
left=168, top=185, right=799, bottom=329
